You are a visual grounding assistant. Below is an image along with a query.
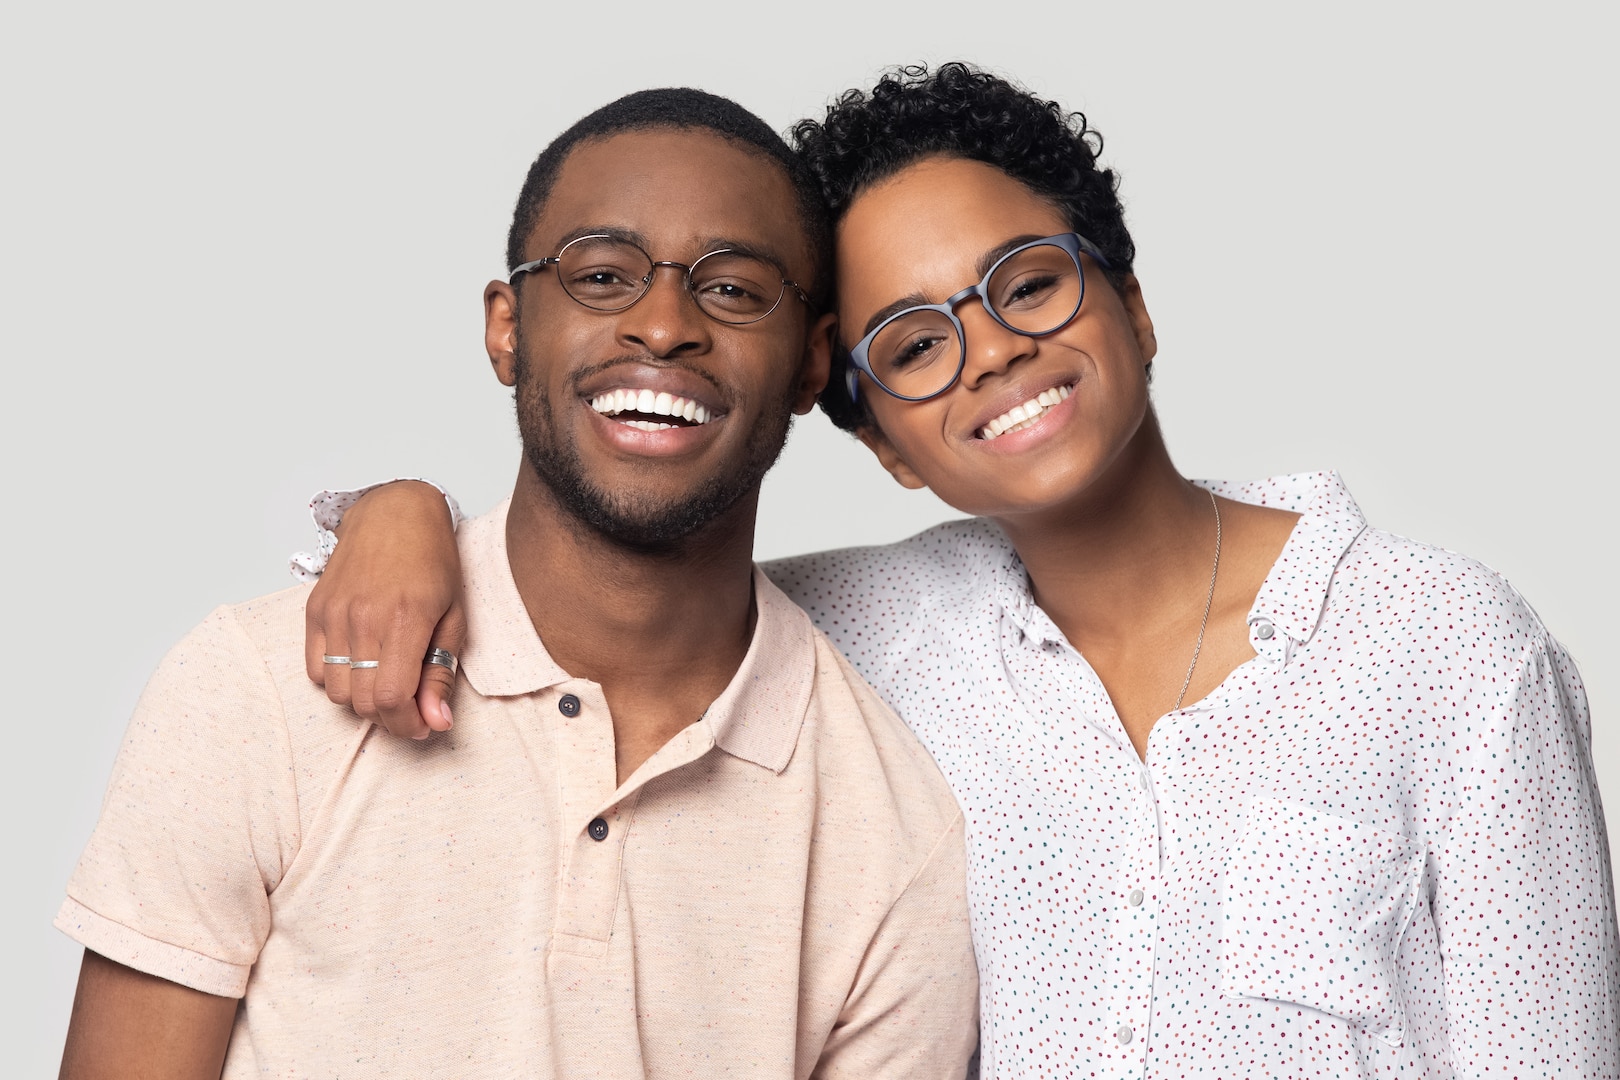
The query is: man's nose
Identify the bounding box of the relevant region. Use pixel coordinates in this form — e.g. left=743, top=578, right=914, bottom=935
left=956, top=301, right=1035, bottom=390
left=615, top=266, right=712, bottom=358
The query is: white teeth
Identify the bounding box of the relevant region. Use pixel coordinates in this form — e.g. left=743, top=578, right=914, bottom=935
left=588, top=389, right=716, bottom=427
left=979, top=383, right=1074, bottom=441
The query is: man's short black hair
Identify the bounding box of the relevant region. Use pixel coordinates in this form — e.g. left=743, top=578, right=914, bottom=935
left=507, top=88, right=832, bottom=308
left=791, top=63, right=1139, bottom=432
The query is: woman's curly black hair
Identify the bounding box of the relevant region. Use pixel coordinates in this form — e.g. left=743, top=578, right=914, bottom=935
left=791, top=62, right=1137, bottom=432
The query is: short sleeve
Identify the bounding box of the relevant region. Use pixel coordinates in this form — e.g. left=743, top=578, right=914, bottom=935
left=55, top=607, right=301, bottom=998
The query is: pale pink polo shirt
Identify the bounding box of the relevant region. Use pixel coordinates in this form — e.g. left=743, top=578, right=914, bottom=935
left=58, top=501, right=977, bottom=1078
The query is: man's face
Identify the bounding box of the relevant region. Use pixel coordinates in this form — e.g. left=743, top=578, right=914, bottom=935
left=486, top=128, right=831, bottom=549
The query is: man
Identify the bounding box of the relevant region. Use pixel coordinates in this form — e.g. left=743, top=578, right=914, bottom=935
left=55, top=89, right=977, bottom=1079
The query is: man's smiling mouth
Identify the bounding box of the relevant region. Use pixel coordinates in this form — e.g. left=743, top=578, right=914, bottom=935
left=978, top=383, right=1074, bottom=441
left=589, top=389, right=715, bottom=432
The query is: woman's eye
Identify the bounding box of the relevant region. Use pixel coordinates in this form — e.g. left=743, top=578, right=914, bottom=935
left=889, top=335, right=947, bottom=369
left=1003, top=274, right=1060, bottom=305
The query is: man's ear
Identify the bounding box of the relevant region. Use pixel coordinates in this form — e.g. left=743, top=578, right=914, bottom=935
left=856, top=423, right=928, bottom=490
left=1119, top=274, right=1158, bottom=368
left=791, top=312, right=837, bottom=415
left=485, top=281, right=520, bottom=386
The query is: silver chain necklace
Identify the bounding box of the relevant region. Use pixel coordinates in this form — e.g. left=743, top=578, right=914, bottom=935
left=1172, top=490, right=1222, bottom=712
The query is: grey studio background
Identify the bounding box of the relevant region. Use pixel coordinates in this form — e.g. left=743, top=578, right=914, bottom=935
left=4, top=0, right=1615, bottom=1069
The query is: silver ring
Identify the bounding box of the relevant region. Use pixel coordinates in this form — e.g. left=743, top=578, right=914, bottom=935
left=322, top=655, right=352, bottom=665
left=425, top=648, right=458, bottom=676
left=348, top=660, right=380, bottom=669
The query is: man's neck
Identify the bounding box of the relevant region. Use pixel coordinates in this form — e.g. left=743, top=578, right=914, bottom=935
left=504, top=462, right=758, bottom=785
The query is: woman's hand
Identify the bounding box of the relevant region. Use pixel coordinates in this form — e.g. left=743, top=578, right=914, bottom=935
left=304, top=481, right=465, bottom=739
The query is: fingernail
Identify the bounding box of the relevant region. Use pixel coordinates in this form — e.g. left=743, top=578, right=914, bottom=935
left=440, top=701, right=454, bottom=729
left=412, top=729, right=431, bottom=741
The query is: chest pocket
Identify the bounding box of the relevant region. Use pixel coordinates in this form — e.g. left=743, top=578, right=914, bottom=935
left=1220, top=797, right=1426, bottom=1047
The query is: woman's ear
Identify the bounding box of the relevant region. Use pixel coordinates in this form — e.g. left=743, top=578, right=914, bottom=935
left=856, top=424, right=928, bottom=490
left=792, top=312, right=837, bottom=415
left=485, top=281, right=520, bottom=386
left=1119, top=274, right=1158, bottom=367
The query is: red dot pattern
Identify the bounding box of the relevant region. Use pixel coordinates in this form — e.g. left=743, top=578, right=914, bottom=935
left=768, top=471, right=1619, bottom=1077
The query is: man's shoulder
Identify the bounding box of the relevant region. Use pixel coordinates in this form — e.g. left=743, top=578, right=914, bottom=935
left=142, top=583, right=354, bottom=767
left=797, top=625, right=962, bottom=841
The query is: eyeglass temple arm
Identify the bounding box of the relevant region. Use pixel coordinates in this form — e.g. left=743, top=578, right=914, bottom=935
left=508, top=257, right=560, bottom=282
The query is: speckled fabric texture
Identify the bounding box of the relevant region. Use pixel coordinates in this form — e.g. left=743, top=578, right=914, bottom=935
left=768, top=471, right=1619, bottom=1078
left=63, top=501, right=977, bottom=1078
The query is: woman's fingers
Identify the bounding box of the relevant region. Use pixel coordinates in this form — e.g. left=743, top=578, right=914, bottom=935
left=415, top=601, right=468, bottom=735
left=369, top=609, right=438, bottom=740
left=299, top=479, right=463, bottom=737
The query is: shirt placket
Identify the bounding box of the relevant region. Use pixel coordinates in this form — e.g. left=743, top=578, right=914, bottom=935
left=1008, top=607, right=1162, bottom=1075
left=1106, top=755, right=1157, bottom=1075
left=549, top=682, right=635, bottom=960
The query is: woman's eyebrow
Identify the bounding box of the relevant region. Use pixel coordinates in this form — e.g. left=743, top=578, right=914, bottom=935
left=858, top=234, right=1054, bottom=337
left=860, top=293, right=933, bottom=338
left=974, top=234, right=1048, bottom=278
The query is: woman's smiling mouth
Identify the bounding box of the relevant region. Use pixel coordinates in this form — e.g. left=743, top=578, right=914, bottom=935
left=977, top=383, right=1074, bottom=441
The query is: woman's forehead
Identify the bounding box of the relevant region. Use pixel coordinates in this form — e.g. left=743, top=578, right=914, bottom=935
left=835, top=158, right=1069, bottom=314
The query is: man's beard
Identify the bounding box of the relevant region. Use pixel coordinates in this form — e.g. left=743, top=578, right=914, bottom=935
left=512, top=329, right=797, bottom=552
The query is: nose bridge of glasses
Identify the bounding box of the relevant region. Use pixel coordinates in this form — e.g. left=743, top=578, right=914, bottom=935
left=625, top=261, right=713, bottom=334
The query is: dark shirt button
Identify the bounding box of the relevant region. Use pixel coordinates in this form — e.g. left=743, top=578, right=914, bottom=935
left=559, top=693, right=581, bottom=717
left=588, top=817, right=609, bottom=842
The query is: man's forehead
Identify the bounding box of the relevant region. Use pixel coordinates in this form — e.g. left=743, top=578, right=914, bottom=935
left=529, top=128, right=807, bottom=265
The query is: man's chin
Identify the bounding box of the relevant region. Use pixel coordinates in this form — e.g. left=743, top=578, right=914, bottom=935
left=525, top=448, right=753, bottom=552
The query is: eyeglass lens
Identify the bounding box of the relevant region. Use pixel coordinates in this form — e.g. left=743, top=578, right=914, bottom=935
left=555, top=236, right=787, bottom=324
left=867, top=242, right=1083, bottom=399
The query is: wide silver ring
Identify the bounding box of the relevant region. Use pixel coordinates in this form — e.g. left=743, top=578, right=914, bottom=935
left=348, top=660, right=380, bottom=670
left=425, top=648, right=458, bottom=676
left=322, top=655, right=351, bottom=665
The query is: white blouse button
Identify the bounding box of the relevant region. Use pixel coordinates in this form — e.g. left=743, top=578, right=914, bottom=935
left=1254, top=620, right=1276, bottom=640
left=1116, top=1024, right=1135, bottom=1044
left=1128, top=888, right=1145, bottom=907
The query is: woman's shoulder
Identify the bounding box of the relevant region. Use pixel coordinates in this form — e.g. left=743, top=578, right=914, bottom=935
left=763, top=517, right=1010, bottom=611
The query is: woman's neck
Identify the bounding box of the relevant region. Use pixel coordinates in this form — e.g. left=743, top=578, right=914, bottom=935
left=995, top=413, right=1213, bottom=646
left=992, top=411, right=1299, bottom=755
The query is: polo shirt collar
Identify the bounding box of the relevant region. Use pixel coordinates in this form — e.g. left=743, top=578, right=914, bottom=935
left=457, top=499, right=814, bottom=773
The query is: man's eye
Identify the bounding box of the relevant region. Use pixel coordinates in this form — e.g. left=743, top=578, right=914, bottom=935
left=697, top=280, right=761, bottom=301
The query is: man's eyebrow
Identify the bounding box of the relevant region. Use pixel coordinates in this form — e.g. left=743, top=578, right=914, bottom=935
left=695, top=237, right=795, bottom=277
left=857, top=234, right=1051, bottom=339
left=550, top=225, right=653, bottom=251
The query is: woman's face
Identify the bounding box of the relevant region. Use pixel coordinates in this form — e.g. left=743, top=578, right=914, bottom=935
left=836, top=156, right=1158, bottom=521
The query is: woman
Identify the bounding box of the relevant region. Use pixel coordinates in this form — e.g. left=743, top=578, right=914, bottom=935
left=305, top=65, right=1617, bottom=1076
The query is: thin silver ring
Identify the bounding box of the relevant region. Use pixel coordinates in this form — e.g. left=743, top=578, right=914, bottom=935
left=348, top=660, right=380, bottom=670
left=322, top=655, right=351, bottom=665
left=425, top=648, right=458, bottom=676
